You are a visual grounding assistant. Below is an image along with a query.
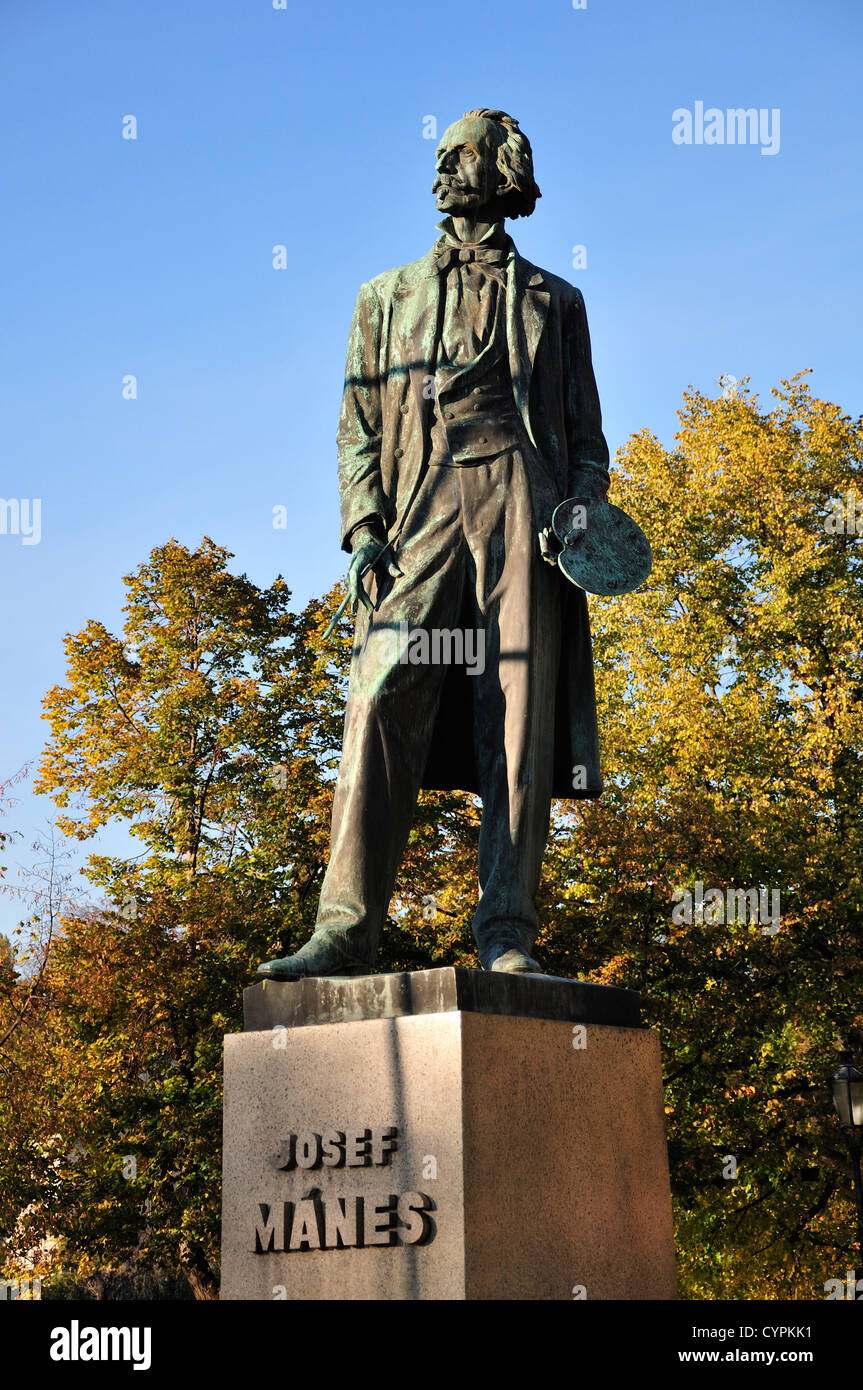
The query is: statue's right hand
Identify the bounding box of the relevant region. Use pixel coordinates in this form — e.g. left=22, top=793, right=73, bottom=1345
left=348, top=527, right=402, bottom=615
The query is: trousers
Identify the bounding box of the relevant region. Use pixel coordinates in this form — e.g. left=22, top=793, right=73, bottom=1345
left=312, top=446, right=562, bottom=969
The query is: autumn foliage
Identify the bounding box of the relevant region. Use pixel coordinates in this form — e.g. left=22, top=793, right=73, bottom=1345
left=1, top=373, right=861, bottom=1299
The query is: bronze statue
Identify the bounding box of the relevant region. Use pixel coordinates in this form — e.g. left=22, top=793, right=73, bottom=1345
left=259, top=108, right=624, bottom=981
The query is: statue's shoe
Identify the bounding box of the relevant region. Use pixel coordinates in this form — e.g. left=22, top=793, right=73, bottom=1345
left=256, top=938, right=370, bottom=981
left=487, top=946, right=544, bottom=975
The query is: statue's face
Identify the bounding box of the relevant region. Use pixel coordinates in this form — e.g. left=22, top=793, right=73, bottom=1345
left=432, top=117, right=499, bottom=217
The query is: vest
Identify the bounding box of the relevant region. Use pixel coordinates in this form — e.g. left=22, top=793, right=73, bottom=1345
left=428, top=270, right=528, bottom=465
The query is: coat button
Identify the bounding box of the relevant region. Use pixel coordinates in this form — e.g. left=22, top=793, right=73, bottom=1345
left=473, top=403, right=483, bottom=412
left=473, top=386, right=483, bottom=394
left=400, top=403, right=409, bottom=414
left=394, top=447, right=404, bottom=458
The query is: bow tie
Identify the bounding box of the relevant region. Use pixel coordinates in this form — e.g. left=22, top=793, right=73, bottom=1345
left=434, top=243, right=508, bottom=273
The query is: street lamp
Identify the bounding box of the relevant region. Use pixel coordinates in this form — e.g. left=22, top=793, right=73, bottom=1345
left=830, top=1047, right=863, bottom=1293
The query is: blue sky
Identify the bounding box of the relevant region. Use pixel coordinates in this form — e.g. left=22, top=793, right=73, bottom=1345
left=1, top=0, right=861, bottom=935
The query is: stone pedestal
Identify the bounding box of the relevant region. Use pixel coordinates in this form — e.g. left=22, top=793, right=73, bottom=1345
left=220, top=968, right=677, bottom=1300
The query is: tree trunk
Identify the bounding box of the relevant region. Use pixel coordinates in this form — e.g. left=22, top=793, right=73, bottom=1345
left=179, top=1240, right=219, bottom=1300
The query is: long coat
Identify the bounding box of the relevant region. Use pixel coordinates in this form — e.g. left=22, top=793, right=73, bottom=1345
left=336, top=236, right=611, bottom=800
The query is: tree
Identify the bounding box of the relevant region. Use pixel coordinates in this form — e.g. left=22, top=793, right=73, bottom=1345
left=5, top=372, right=862, bottom=1299
left=6, top=539, right=334, bottom=1296
left=7, top=536, right=479, bottom=1297
left=539, top=372, right=863, bottom=1296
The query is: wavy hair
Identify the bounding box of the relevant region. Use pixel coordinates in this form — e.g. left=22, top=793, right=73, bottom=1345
left=462, top=108, right=541, bottom=219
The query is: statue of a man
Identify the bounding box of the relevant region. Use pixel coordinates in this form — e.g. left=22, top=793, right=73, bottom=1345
left=259, top=108, right=610, bottom=981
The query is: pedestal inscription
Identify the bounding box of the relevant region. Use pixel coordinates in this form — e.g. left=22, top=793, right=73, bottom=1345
left=254, top=1125, right=434, bottom=1254
left=220, top=970, right=677, bottom=1301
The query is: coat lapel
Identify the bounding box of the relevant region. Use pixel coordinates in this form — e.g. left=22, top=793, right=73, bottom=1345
left=507, top=249, right=550, bottom=450
left=392, top=251, right=443, bottom=413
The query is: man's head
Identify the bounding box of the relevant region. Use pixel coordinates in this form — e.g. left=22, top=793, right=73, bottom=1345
left=431, top=108, right=541, bottom=222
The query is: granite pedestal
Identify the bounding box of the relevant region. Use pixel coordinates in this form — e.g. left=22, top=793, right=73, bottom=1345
left=220, top=968, right=677, bottom=1300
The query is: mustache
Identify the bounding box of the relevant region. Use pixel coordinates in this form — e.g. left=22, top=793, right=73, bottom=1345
left=431, top=175, right=481, bottom=197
